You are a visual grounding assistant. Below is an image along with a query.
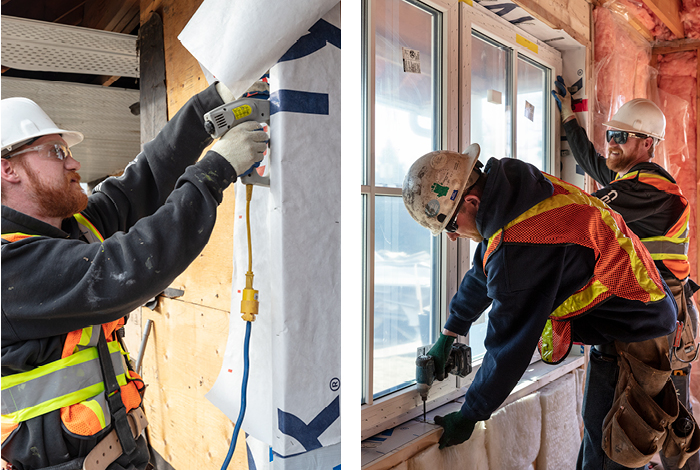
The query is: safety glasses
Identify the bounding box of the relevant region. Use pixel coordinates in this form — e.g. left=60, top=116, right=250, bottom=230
left=606, top=129, right=649, bottom=145
left=444, top=196, right=465, bottom=233
left=3, top=142, right=73, bottom=161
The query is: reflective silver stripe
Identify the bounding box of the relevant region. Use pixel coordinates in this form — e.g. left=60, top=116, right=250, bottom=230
left=1, top=349, right=126, bottom=417
left=642, top=239, right=689, bottom=256
left=79, top=326, right=102, bottom=350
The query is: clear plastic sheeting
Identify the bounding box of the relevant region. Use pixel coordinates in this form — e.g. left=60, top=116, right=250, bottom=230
left=592, top=5, right=655, bottom=151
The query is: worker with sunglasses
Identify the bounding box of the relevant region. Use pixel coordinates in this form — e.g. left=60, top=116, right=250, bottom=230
left=552, top=76, right=699, bottom=470
left=403, top=144, right=697, bottom=468
left=0, top=83, right=267, bottom=470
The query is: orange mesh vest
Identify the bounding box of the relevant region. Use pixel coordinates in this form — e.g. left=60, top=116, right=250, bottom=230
left=483, top=174, right=667, bottom=364
left=1, top=215, right=144, bottom=442
left=613, top=171, right=690, bottom=281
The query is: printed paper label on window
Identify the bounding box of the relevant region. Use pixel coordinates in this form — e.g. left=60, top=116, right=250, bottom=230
left=402, top=47, right=421, bottom=74
left=524, top=101, right=535, bottom=122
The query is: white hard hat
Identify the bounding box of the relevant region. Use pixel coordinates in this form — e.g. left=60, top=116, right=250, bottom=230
left=403, top=144, right=481, bottom=236
left=1, top=97, right=83, bottom=156
left=603, top=98, right=666, bottom=141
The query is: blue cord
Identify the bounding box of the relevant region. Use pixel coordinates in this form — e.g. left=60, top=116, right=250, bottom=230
left=221, top=320, right=252, bottom=469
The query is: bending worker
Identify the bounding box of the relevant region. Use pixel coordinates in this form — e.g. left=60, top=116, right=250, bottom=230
left=403, top=145, right=698, bottom=469
left=1, top=82, right=267, bottom=469
left=552, top=78, right=699, bottom=470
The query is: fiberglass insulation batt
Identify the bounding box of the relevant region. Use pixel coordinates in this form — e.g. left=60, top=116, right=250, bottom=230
left=535, top=374, right=582, bottom=470
left=485, top=393, right=542, bottom=470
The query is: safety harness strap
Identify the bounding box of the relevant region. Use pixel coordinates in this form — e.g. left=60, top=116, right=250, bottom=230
left=96, top=328, right=136, bottom=456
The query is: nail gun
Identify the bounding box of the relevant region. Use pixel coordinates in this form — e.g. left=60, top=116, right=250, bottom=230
left=203, top=97, right=271, bottom=186
left=416, top=342, right=472, bottom=422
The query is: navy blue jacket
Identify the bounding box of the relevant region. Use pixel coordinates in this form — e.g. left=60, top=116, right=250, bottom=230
left=444, top=157, right=677, bottom=422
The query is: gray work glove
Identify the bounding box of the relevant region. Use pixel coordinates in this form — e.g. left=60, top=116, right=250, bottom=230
left=551, top=75, right=575, bottom=122
left=427, top=333, right=456, bottom=381
left=434, top=411, right=477, bottom=449
left=211, top=121, right=268, bottom=176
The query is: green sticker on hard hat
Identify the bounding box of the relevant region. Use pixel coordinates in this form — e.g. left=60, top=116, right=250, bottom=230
left=431, top=183, right=449, bottom=197
left=425, top=200, right=440, bottom=218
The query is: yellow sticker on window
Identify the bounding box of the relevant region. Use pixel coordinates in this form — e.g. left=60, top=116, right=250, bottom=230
left=459, top=0, right=474, bottom=6
left=516, top=34, right=538, bottom=54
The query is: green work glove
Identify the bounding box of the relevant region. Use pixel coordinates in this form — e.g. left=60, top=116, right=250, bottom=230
left=550, top=75, right=575, bottom=122
left=434, top=411, right=477, bottom=449
left=427, top=333, right=456, bottom=381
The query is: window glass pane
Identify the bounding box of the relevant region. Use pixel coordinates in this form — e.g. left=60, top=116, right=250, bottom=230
left=373, top=195, right=436, bottom=398
left=374, top=0, right=437, bottom=188
left=470, top=32, right=511, bottom=160
left=517, top=55, right=547, bottom=171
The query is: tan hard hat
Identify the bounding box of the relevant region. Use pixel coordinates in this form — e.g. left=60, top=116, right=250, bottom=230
left=403, top=144, right=481, bottom=236
left=1, top=97, right=83, bottom=156
left=603, top=98, right=666, bottom=141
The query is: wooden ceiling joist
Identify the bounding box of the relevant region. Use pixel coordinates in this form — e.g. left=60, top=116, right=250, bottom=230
left=642, top=0, right=685, bottom=39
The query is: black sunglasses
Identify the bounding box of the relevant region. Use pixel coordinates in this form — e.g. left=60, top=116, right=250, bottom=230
left=444, top=196, right=465, bottom=233
left=606, top=129, right=649, bottom=145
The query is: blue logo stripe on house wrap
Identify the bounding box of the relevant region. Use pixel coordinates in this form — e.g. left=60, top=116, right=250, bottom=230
left=279, top=19, right=341, bottom=62
left=270, top=90, right=329, bottom=116
left=278, top=396, right=340, bottom=451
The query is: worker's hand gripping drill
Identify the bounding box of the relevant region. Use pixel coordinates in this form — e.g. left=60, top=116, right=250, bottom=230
left=427, top=333, right=456, bottom=380
left=550, top=75, right=575, bottom=122
left=208, top=81, right=270, bottom=178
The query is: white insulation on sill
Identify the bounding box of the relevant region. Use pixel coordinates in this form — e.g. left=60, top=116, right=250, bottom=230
left=536, top=373, right=582, bottom=469
left=486, top=392, right=542, bottom=470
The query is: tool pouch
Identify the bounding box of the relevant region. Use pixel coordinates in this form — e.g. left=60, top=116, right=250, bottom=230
left=603, top=338, right=677, bottom=467
left=662, top=402, right=700, bottom=468
left=667, top=278, right=699, bottom=368
left=602, top=372, right=678, bottom=466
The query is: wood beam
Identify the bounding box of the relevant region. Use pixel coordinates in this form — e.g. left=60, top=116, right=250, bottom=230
left=653, top=39, right=700, bottom=55
left=53, top=1, right=86, bottom=24
left=641, top=0, right=685, bottom=39
left=512, top=0, right=591, bottom=48
left=84, top=0, right=139, bottom=33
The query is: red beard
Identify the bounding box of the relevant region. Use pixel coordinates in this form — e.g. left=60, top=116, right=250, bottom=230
left=21, top=161, right=88, bottom=220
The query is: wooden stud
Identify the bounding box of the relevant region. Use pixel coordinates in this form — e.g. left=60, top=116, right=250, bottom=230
left=641, top=0, right=685, bottom=39
left=139, top=10, right=167, bottom=146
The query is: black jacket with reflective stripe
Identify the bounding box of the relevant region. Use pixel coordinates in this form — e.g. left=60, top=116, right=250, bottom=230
left=563, top=119, right=688, bottom=280
left=1, top=84, right=237, bottom=469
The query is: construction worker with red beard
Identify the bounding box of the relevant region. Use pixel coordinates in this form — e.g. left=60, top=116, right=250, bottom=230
left=0, top=82, right=267, bottom=470
left=552, top=77, right=699, bottom=470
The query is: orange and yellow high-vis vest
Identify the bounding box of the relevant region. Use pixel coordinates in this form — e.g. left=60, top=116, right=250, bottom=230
left=613, top=171, right=691, bottom=281
left=483, top=175, right=667, bottom=364
left=1, top=214, right=144, bottom=442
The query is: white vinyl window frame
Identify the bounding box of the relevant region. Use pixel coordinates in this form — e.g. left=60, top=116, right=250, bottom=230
left=361, top=0, right=565, bottom=440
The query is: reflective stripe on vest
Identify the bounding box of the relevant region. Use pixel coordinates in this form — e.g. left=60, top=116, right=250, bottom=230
left=1, top=214, right=104, bottom=244
left=74, top=213, right=104, bottom=243
left=1, top=341, right=129, bottom=424
left=484, top=174, right=666, bottom=364
left=614, top=171, right=690, bottom=279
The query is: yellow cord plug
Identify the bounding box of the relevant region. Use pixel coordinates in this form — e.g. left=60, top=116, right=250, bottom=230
left=241, top=184, right=259, bottom=322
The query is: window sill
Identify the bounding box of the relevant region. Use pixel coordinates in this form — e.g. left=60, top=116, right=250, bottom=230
left=360, top=352, right=586, bottom=470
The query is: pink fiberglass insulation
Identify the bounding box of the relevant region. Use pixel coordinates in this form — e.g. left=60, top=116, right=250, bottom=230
left=682, top=0, right=700, bottom=39
left=657, top=52, right=697, bottom=285
left=593, top=6, right=653, bottom=151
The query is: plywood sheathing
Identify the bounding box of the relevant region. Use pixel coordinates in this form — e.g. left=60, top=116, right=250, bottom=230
left=127, top=0, right=247, bottom=468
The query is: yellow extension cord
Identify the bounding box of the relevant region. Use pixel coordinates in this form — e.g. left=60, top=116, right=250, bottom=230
left=240, top=184, right=259, bottom=322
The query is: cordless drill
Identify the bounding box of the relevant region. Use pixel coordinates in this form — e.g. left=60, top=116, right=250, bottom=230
left=416, top=342, right=472, bottom=421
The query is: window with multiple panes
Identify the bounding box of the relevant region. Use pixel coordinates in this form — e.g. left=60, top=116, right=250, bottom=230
left=362, top=0, right=561, bottom=437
